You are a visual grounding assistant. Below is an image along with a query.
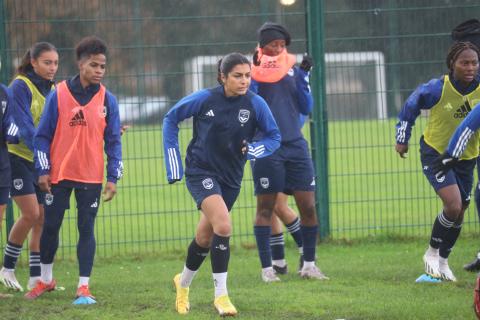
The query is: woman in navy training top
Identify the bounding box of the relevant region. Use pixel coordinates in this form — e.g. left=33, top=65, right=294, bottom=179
left=0, top=42, right=58, bottom=292
left=163, top=52, right=280, bottom=317
left=250, top=22, right=328, bottom=282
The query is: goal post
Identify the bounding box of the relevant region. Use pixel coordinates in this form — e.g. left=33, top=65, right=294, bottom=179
left=184, top=51, right=388, bottom=120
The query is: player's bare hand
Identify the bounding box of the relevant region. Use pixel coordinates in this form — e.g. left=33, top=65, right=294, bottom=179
left=102, top=181, right=117, bottom=202
left=120, top=125, right=130, bottom=136
left=395, top=143, right=409, bottom=158
left=241, top=140, right=248, bottom=155
left=38, top=175, right=51, bottom=193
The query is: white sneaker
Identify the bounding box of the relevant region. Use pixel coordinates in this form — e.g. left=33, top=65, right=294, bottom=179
left=261, top=268, right=280, bottom=283
left=439, top=258, right=457, bottom=282
left=299, top=265, right=329, bottom=280
left=0, top=267, right=23, bottom=292
left=27, top=277, right=40, bottom=291
left=423, top=250, right=440, bottom=279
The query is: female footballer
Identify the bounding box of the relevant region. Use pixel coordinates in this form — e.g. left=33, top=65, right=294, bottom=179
left=0, top=42, right=58, bottom=292
left=163, top=52, right=280, bottom=316
left=395, top=41, right=480, bottom=281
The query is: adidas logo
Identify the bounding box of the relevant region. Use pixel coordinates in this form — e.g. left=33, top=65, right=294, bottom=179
left=205, top=109, right=215, bottom=117
left=70, top=110, right=87, bottom=126
left=453, top=101, right=472, bottom=119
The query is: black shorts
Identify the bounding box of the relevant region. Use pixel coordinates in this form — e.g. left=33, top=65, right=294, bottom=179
left=45, top=183, right=102, bottom=212
left=185, top=174, right=240, bottom=212
left=420, top=137, right=475, bottom=204
left=9, top=153, right=45, bottom=204
left=252, top=138, right=315, bottom=195
left=0, top=187, right=10, bottom=205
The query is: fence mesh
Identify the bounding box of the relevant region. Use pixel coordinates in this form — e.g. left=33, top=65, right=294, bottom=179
left=1, top=0, right=479, bottom=257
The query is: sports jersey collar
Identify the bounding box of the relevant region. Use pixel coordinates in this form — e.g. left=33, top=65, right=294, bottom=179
left=26, top=70, right=54, bottom=97
left=449, top=72, right=480, bottom=95
left=66, top=75, right=101, bottom=106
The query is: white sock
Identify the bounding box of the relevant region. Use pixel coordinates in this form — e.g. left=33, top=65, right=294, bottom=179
left=212, top=272, right=228, bottom=298
left=426, top=246, right=439, bottom=256
left=78, top=277, right=90, bottom=287
left=180, top=265, right=197, bottom=288
left=262, top=266, right=274, bottom=273
left=40, top=263, right=53, bottom=283
left=272, top=259, right=286, bottom=267
left=299, top=247, right=303, bottom=255
left=303, top=261, right=315, bottom=269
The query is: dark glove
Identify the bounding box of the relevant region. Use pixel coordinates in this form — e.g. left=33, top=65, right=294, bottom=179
left=431, top=152, right=458, bottom=180
left=300, top=54, right=313, bottom=72
left=253, top=50, right=261, bottom=66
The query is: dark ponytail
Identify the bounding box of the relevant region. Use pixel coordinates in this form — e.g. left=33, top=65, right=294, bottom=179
left=16, top=42, right=57, bottom=76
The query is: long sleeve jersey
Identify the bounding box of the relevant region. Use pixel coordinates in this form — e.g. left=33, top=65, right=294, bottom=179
left=34, top=75, right=123, bottom=183
left=250, top=66, right=313, bottom=143
left=447, top=103, right=480, bottom=158
left=163, top=85, right=281, bottom=188
left=395, top=74, right=480, bottom=145
left=0, top=84, right=16, bottom=187
left=9, top=71, right=54, bottom=152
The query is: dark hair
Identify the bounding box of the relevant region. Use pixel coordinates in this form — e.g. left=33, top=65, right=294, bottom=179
left=216, top=53, right=251, bottom=85
left=75, top=36, right=107, bottom=61
left=16, top=42, right=57, bottom=76
left=446, top=41, right=480, bottom=71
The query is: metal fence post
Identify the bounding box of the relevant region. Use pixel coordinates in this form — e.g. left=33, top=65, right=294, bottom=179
left=0, top=0, right=13, bottom=239
left=305, top=0, right=329, bottom=239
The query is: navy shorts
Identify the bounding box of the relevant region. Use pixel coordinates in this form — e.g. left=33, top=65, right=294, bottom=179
left=252, top=138, right=315, bottom=195
left=44, top=182, right=102, bottom=212
left=0, top=187, right=10, bottom=205
left=9, top=153, right=45, bottom=205
left=420, top=137, right=475, bottom=204
left=185, top=174, right=240, bottom=211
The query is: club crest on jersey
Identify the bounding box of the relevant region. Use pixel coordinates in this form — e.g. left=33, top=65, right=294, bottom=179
left=45, top=194, right=54, bottom=205
left=202, top=178, right=214, bottom=190
left=13, top=179, right=23, bottom=190
left=238, top=109, right=250, bottom=124
left=260, top=177, right=269, bottom=189
left=100, top=106, right=107, bottom=118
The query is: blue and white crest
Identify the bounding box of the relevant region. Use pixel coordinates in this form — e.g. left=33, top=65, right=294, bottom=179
left=13, top=179, right=23, bottom=190
left=202, top=178, right=214, bottom=190
left=260, top=177, right=269, bottom=189
left=238, top=109, right=250, bottom=124
left=45, top=194, right=54, bottom=206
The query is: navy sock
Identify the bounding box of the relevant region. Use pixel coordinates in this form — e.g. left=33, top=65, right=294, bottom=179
left=270, top=233, right=285, bottom=261
left=254, top=225, right=272, bottom=268
left=429, top=211, right=455, bottom=249
left=286, top=217, right=303, bottom=249
left=301, top=225, right=318, bottom=262
left=210, top=234, right=230, bottom=273
left=77, top=209, right=96, bottom=277
left=3, top=241, right=22, bottom=269
left=29, top=251, right=41, bottom=277
left=185, top=239, right=210, bottom=271
left=440, top=223, right=462, bottom=259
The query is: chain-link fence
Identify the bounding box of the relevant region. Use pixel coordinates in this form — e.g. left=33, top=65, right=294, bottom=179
left=1, top=0, right=479, bottom=257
